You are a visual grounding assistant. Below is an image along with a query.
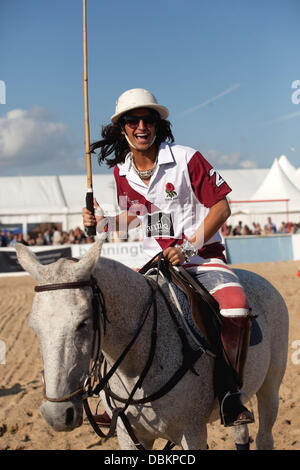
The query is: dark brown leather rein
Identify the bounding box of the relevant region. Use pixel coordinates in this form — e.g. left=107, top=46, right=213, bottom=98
left=33, top=255, right=209, bottom=450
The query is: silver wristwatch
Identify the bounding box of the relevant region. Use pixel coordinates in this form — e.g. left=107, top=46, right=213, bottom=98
left=176, top=239, right=198, bottom=262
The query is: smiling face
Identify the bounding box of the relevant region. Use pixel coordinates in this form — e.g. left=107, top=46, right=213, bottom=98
left=121, top=108, right=158, bottom=153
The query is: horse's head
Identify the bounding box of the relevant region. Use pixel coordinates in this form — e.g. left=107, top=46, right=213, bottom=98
left=15, top=240, right=103, bottom=431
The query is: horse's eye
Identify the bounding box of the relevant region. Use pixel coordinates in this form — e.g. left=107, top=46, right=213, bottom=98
left=76, top=319, right=89, bottom=331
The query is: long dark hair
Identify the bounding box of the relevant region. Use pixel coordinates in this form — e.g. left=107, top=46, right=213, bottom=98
left=90, top=111, right=175, bottom=168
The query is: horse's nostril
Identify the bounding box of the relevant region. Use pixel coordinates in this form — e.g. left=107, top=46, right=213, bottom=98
left=65, top=407, right=74, bottom=426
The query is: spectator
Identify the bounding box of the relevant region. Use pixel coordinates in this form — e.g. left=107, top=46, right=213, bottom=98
left=68, top=229, right=76, bottom=244
left=43, top=229, right=52, bottom=245
left=279, top=221, right=287, bottom=234
left=0, top=230, right=7, bottom=247
left=291, top=223, right=300, bottom=234
left=17, top=233, right=28, bottom=245
left=252, top=223, right=261, bottom=235
left=5, top=231, right=13, bottom=246
left=242, top=225, right=252, bottom=235
left=26, top=234, right=36, bottom=246
left=265, top=217, right=277, bottom=234
left=223, top=224, right=232, bottom=236
left=61, top=231, right=69, bottom=244
left=74, top=227, right=86, bottom=244
left=233, top=221, right=243, bottom=235
left=35, top=232, right=45, bottom=246
left=8, top=234, right=19, bottom=247
left=52, top=225, right=62, bottom=245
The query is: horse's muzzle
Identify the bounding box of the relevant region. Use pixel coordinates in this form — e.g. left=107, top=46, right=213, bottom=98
left=40, top=400, right=83, bottom=432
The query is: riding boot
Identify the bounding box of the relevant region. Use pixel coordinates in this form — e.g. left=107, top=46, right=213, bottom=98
left=214, top=312, right=255, bottom=427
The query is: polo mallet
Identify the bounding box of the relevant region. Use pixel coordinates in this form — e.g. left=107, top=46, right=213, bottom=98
left=83, top=0, right=96, bottom=236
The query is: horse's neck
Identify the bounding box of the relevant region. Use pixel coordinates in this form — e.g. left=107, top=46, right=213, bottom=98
left=94, top=258, right=153, bottom=370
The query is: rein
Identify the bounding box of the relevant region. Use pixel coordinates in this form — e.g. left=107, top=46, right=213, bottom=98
left=34, top=255, right=207, bottom=450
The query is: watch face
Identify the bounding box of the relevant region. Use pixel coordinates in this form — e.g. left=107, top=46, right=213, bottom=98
left=185, top=250, right=194, bottom=258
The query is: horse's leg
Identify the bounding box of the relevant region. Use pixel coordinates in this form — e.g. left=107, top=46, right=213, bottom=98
left=179, top=421, right=208, bottom=450
left=116, top=423, right=155, bottom=450
left=255, top=370, right=282, bottom=450
left=229, top=424, right=250, bottom=450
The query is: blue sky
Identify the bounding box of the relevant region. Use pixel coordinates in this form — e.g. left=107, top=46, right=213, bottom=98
left=1, top=0, right=299, bottom=177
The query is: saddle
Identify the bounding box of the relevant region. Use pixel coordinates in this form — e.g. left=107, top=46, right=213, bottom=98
left=140, top=254, right=255, bottom=394
left=139, top=255, right=223, bottom=356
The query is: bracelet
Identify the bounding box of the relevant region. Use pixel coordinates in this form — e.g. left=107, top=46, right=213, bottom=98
left=175, top=239, right=198, bottom=262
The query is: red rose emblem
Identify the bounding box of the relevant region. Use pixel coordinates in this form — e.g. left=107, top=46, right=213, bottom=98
left=165, top=182, right=177, bottom=199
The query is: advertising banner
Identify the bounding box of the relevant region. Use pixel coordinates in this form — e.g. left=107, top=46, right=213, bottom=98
left=0, top=242, right=148, bottom=275
left=0, top=246, right=72, bottom=274
left=71, top=242, right=148, bottom=269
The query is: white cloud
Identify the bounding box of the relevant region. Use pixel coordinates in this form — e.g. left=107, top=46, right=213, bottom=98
left=239, top=159, right=258, bottom=169
left=178, top=84, right=240, bottom=118
left=0, top=107, right=78, bottom=174
left=205, top=149, right=257, bottom=169
left=261, top=110, right=300, bottom=125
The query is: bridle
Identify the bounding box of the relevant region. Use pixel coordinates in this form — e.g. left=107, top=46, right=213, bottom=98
left=35, top=275, right=106, bottom=404
left=34, top=256, right=208, bottom=450
left=34, top=270, right=162, bottom=448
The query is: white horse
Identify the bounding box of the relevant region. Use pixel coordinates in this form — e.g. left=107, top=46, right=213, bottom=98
left=15, top=240, right=289, bottom=450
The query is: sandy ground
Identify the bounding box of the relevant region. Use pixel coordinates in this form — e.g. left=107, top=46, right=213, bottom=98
left=0, top=260, right=299, bottom=451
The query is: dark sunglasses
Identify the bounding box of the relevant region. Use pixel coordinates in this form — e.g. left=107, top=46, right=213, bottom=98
left=122, top=114, right=158, bottom=127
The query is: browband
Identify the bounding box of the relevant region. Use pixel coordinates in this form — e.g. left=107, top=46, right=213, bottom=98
left=35, top=280, right=93, bottom=292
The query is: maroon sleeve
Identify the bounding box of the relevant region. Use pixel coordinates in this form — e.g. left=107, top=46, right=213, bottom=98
left=187, top=152, right=231, bottom=208
left=114, top=166, right=130, bottom=210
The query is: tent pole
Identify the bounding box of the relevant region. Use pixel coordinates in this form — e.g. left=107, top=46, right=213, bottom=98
left=23, top=220, right=28, bottom=241
left=286, top=200, right=290, bottom=233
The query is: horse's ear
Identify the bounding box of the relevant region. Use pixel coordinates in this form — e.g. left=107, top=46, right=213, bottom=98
left=74, top=238, right=103, bottom=279
left=15, top=243, right=46, bottom=281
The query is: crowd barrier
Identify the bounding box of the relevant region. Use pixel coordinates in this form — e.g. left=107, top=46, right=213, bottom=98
left=0, top=242, right=148, bottom=276
left=1, top=235, right=300, bottom=276
left=224, top=233, right=300, bottom=264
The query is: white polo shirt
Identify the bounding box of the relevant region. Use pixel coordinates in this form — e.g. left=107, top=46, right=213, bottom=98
left=114, top=143, right=231, bottom=263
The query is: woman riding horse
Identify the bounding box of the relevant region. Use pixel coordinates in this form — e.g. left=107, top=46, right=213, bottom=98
left=82, top=88, right=254, bottom=427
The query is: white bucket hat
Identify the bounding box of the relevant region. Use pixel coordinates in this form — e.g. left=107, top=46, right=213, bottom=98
left=111, top=88, right=169, bottom=123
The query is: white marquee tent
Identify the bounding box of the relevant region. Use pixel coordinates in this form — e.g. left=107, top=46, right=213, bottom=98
left=278, top=154, right=297, bottom=182
left=0, top=156, right=299, bottom=236
left=227, top=157, right=300, bottom=228
left=0, top=174, right=118, bottom=236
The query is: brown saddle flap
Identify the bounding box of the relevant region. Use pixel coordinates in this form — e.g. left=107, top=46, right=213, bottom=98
left=140, top=256, right=223, bottom=354
left=164, top=263, right=223, bottom=354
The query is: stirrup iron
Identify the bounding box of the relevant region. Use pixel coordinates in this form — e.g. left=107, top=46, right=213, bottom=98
left=220, top=390, right=255, bottom=427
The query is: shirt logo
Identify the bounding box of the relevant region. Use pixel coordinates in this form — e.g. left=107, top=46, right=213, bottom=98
left=165, top=182, right=178, bottom=199
left=209, top=168, right=224, bottom=187
left=145, top=212, right=174, bottom=238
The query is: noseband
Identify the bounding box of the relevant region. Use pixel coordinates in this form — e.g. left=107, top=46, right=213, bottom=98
left=35, top=275, right=106, bottom=403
